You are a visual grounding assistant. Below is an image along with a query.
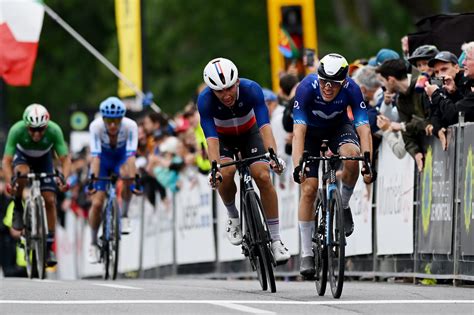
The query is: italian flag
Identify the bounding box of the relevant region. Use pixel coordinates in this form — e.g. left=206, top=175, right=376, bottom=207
left=0, top=0, right=44, bottom=86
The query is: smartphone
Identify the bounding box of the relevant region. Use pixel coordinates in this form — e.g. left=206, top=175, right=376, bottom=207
left=430, top=77, right=445, bottom=87
left=304, top=48, right=315, bottom=67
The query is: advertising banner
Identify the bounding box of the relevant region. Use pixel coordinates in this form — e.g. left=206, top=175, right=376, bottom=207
left=418, top=130, right=455, bottom=254
left=347, top=166, right=373, bottom=256
left=459, top=124, right=474, bottom=255
left=376, top=139, right=415, bottom=255
left=175, top=171, right=215, bottom=264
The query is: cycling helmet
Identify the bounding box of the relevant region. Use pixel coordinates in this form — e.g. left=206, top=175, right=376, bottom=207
left=203, top=57, right=238, bottom=90
left=317, top=53, right=349, bottom=82
left=23, top=104, right=50, bottom=127
left=99, top=97, right=126, bottom=118
left=408, top=45, right=439, bottom=64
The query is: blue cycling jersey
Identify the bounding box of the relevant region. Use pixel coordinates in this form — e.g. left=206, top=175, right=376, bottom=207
left=293, top=74, right=369, bottom=128
left=197, top=78, right=270, bottom=139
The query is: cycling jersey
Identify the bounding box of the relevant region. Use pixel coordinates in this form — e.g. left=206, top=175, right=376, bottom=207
left=293, top=74, right=369, bottom=128
left=197, top=78, right=270, bottom=139
left=4, top=121, right=68, bottom=157
left=89, top=117, right=138, bottom=158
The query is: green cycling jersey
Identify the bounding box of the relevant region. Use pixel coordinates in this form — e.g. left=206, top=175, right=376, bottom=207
left=4, top=120, right=68, bottom=158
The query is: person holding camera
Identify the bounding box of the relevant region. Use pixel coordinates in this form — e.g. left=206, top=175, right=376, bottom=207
left=424, top=51, right=465, bottom=150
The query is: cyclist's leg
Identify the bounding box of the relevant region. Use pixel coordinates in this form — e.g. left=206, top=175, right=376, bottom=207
left=11, top=150, right=30, bottom=231
left=119, top=155, right=136, bottom=234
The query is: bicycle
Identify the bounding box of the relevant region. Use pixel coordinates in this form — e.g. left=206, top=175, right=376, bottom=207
left=210, top=148, right=281, bottom=293
left=298, top=140, right=372, bottom=298
left=88, top=174, right=140, bottom=280
left=13, top=171, right=65, bottom=279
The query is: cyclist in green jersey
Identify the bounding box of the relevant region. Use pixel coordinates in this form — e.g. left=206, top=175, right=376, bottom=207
left=2, top=104, right=71, bottom=267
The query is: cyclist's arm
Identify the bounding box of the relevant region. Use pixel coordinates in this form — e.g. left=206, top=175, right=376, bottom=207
left=292, top=81, right=310, bottom=166
left=292, top=124, right=307, bottom=167
left=50, top=122, right=71, bottom=178
left=206, top=138, right=220, bottom=164
left=197, top=92, right=221, bottom=163
left=2, top=155, right=14, bottom=185
left=58, top=154, right=72, bottom=179
left=89, top=119, right=102, bottom=177
left=348, top=80, right=372, bottom=159
left=356, top=124, right=372, bottom=160
left=259, top=124, right=278, bottom=154
left=91, top=156, right=100, bottom=178
left=2, top=123, right=21, bottom=184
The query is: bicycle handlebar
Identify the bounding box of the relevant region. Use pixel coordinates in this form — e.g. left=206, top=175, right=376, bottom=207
left=13, top=171, right=66, bottom=185
left=87, top=174, right=141, bottom=191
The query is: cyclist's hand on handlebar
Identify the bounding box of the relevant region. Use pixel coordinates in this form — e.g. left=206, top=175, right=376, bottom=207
left=293, top=165, right=306, bottom=184
left=361, top=164, right=377, bottom=184
left=208, top=171, right=223, bottom=190
left=270, top=157, right=286, bottom=175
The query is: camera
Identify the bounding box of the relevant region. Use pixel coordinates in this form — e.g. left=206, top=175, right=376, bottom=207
left=430, top=77, right=445, bottom=88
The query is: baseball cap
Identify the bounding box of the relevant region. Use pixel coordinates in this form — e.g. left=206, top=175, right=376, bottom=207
left=428, top=51, right=459, bottom=67
left=262, top=88, right=277, bottom=102
left=375, top=48, right=400, bottom=66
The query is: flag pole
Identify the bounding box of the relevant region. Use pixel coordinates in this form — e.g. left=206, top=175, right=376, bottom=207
left=42, top=3, right=161, bottom=113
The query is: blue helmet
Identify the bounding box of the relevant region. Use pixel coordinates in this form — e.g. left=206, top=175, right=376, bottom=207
left=99, top=97, right=126, bottom=118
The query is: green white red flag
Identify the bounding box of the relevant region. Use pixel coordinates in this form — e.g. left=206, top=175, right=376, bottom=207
left=0, top=0, right=44, bottom=86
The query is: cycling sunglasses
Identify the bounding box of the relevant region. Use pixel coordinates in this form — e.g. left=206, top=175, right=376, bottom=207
left=319, top=78, right=345, bottom=88
left=103, top=117, right=122, bottom=125
left=28, top=126, right=47, bottom=133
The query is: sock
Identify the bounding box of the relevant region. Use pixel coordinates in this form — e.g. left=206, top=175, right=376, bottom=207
left=299, top=221, right=314, bottom=257
left=224, top=200, right=239, bottom=219
left=91, top=228, right=98, bottom=245
left=340, top=183, right=355, bottom=209
left=122, top=199, right=130, bottom=218
left=267, top=218, right=280, bottom=241
left=47, top=232, right=55, bottom=250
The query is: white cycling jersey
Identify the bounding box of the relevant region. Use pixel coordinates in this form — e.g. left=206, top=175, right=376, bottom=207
left=89, top=117, right=138, bottom=157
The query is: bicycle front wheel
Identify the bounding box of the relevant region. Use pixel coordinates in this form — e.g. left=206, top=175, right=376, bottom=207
left=24, top=201, right=37, bottom=279
left=246, top=191, right=276, bottom=293
left=34, top=196, right=47, bottom=280
left=328, top=188, right=345, bottom=299
left=313, top=189, right=328, bottom=296
left=109, top=199, right=120, bottom=280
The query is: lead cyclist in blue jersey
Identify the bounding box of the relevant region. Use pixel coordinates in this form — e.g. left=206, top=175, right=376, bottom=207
left=197, top=57, right=290, bottom=263
left=291, top=53, right=375, bottom=277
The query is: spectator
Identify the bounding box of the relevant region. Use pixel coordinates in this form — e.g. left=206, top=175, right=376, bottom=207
left=424, top=51, right=465, bottom=149
left=376, top=114, right=407, bottom=159
left=143, top=112, right=168, bottom=155
left=407, top=45, right=439, bottom=77
left=376, top=59, right=429, bottom=171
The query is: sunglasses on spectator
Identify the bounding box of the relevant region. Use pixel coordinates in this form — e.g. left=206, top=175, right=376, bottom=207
left=28, top=126, right=47, bottom=133
left=103, top=117, right=122, bottom=125
left=319, top=78, right=344, bottom=88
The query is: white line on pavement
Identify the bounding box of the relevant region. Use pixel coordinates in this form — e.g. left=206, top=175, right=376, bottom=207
left=91, top=283, right=143, bottom=290
left=32, top=279, right=62, bottom=284
left=0, top=299, right=473, bottom=305
left=212, top=302, right=275, bottom=314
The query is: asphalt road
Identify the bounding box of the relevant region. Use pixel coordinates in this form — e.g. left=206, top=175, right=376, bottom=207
left=1, top=278, right=473, bottom=314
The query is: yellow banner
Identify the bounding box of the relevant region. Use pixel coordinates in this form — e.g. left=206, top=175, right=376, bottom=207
left=115, top=0, right=142, bottom=97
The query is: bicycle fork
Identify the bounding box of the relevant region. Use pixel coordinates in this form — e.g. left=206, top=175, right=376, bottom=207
left=325, top=183, right=338, bottom=247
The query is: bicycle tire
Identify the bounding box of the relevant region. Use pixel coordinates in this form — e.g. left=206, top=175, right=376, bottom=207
left=110, top=199, right=120, bottom=280
left=102, top=199, right=111, bottom=280
left=242, top=193, right=267, bottom=291
left=313, top=189, right=328, bottom=296
left=24, top=201, right=37, bottom=279
left=246, top=191, right=276, bottom=293
left=328, top=188, right=345, bottom=298
left=34, top=196, right=47, bottom=280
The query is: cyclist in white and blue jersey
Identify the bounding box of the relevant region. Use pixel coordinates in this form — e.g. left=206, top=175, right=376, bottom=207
left=291, top=53, right=375, bottom=277
left=87, top=97, right=139, bottom=263
left=198, top=57, right=290, bottom=263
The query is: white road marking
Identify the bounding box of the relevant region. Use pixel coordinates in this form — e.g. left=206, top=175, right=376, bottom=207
left=90, top=283, right=143, bottom=290
left=212, top=302, right=275, bottom=314
left=32, top=279, right=62, bottom=284
left=0, top=299, right=473, bottom=305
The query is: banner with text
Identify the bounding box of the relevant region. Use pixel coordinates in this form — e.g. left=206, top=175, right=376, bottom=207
left=376, top=139, right=415, bottom=255
left=418, top=130, right=455, bottom=254
left=459, top=124, right=474, bottom=255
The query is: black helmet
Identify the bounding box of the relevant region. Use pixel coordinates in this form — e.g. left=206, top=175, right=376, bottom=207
left=317, top=53, right=349, bottom=82
left=408, top=45, right=439, bottom=64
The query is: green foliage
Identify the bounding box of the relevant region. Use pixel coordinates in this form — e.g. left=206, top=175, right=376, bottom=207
left=4, top=0, right=417, bottom=127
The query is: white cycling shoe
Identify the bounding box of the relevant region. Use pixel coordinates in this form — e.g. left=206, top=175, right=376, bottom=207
left=271, top=240, right=290, bottom=264
left=121, top=217, right=132, bottom=235
left=88, top=244, right=100, bottom=264
left=226, top=218, right=243, bottom=245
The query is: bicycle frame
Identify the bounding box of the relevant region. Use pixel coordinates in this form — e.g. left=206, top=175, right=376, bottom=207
left=103, top=179, right=120, bottom=242
left=27, top=176, right=49, bottom=238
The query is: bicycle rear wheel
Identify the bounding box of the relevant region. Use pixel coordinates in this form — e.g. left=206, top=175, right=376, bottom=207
left=328, top=188, right=345, bottom=298
left=34, top=196, right=47, bottom=280
left=246, top=191, right=276, bottom=293
left=24, top=201, right=37, bottom=279
left=313, top=189, right=328, bottom=296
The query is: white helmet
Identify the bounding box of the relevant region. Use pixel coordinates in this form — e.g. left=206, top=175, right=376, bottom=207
left=23, top=103, right=50, bottom=128
left=203, top=57, right=238, bottom=90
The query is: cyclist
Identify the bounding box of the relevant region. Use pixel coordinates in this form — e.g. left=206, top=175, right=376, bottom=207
left=291, top=53, right=374, bottom=277
left=87, top=96, right=139, bottom=263
left=2, top=104, right=71, bottom=267
left=197, top=57, right=290, bottom=264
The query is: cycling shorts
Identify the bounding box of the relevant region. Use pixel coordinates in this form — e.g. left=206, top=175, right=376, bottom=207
left=94, top=150, right=129, bottom=191
left=304, top=123, right=360, bottom=178
left=13, top=149, right=56, bottom=192
left=218, top=130, right=268, bottom=164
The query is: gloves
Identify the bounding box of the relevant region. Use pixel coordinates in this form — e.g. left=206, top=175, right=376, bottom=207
left=208, top=171, right=223, bottom=189
left=270, top=157, right=286, bottom=174
left=293, top=165, right=302, bottom=184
